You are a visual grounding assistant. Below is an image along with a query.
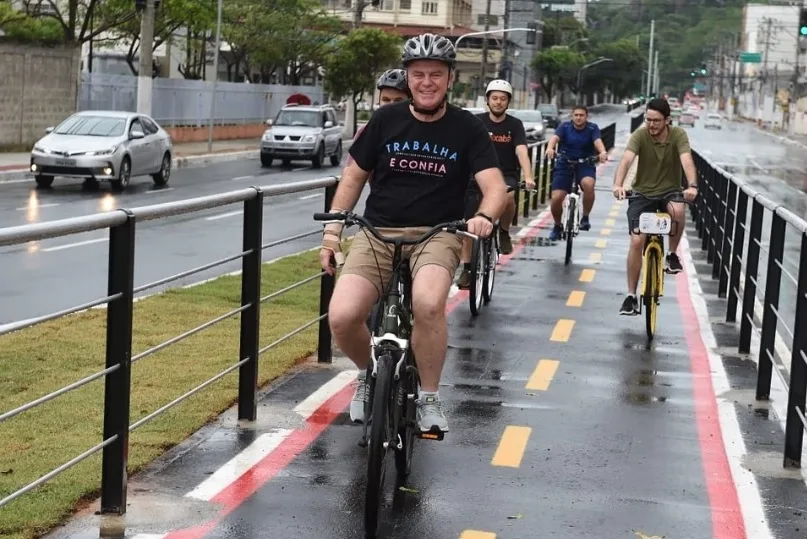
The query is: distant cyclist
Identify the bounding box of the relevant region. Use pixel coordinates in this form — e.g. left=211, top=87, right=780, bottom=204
left=544, top=105, right=608, bottom=241
left=346, top=69, right=410, bottom=170
left=456, top=79, right=534, bottom=288
left=612, top=97, right=698, bottom=315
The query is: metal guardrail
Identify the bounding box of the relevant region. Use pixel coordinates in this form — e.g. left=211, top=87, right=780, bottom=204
left=0, top=178, right=338, bottom=513
left=514, top=122, right=617, bottom=226
left=690, top=151, right=807, bottom=468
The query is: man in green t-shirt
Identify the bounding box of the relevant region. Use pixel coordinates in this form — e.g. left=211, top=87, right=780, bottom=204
left=612, top=98, right=699, bottom=315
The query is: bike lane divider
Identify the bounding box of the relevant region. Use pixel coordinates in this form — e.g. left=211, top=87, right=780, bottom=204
left=566, top=290, right=586, bottom=307
left=459, top=530, right=497, bottom=539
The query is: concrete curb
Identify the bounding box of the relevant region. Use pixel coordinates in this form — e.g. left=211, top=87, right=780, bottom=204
left=0, top=137, right=356, bottom=185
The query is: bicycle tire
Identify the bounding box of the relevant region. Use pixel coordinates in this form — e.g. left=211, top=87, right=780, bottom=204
left=482, top=232, right=498, bottom=303
left=365, top=354, right=394, bottom=538
left=468, top=239, right=484, bottom=316
left=644, top=249, right=659, bottom=341
left=395, top=355, right=418, bottom=477
left=565, top=197, right=576, bottom=265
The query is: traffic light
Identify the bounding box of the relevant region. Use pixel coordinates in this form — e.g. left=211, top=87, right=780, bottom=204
left=700, top=63, right=707, bottom=76
left=800, top=8, right=807, bottom=36
left=526, top=22, right=538, bottom=45
left=690, top=70, right=696, bottom=77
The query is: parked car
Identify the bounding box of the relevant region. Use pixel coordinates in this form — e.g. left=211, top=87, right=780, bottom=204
left=678, top=112, right=696, bottom=127
left=508, top=109, right=545, bottom=142
left=260, top=104, right=343, bottom=168
left=29, top=111, right=173, bottom=191
left=704, top=113, right=722, bottom=129
left=536, top=103, right=562, bottom=129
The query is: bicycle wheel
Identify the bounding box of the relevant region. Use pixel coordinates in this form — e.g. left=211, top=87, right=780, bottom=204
left=365, top=354, right=394, bottom=538
left=643, top=249, right=660, bottom=341
left=564, top=197, right=576, bottom=265
left=468, top=239, right=484, bottom=316
left=482, top=230, right=498, bottom=303
left=395, top=353, right=418, bottom=477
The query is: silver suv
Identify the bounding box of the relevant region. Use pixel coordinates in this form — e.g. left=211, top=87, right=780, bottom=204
left=260, top=104, right=343, bottom=168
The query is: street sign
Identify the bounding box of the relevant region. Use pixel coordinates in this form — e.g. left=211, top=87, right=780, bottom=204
left=739, top=52, right=762, bottom=63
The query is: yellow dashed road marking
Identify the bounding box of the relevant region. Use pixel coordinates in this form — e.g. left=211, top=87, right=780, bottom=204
left=601, top=228, right=612, bottom=236
left=460, top=531, right=496, bottom=539
left=550, top=319, right=575, bottom=342
left=589, top=252, right=602, bottom=263
left=595, top=239, right=608, bottom=249
left=605, top=218, right=616, bottom=226
left=580, top=269, right=596, bottom=282
left=608, top=210, right=619, bottom=218
left=567, top=290, right=586, bottom=307
left=492, top=426, right=532, bottom=468
left=526, top=359, right=560, bottom=391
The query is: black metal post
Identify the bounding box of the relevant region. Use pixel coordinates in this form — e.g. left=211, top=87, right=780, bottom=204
left=711, top=169, right=727, bottom=279
left=522, top=183, right=529, bottom=219
left=531, top=145, right=539, bottom=211
left=726, top=188, right=748, bottom=322
left=756, top=212, right=786, bottom=400
left=702, top=167, right=713, bottom=253
left=512, top=186, right=520, bottom=227
left=237, top=190, right=264, bottom=421
left=100, top=212, right=136, bottom=515
left=718, top=179, right=737, bottom=297
left=783, top=232, right=807, bottom=467
left=740, top=198, right=764, bottom=353
left=540, top=155, right=550, bottom=205
left=317, top=182, right=337, bottom=363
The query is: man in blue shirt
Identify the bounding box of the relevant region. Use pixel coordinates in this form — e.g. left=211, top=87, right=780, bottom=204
left=544, top=105, right=608, bottom=241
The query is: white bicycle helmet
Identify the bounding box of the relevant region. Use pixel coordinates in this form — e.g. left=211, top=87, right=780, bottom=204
left=486, top=79, right=513, bottom=98
left=401, top=33, right=457, bottom=68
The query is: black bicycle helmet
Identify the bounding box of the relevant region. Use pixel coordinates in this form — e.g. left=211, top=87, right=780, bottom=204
left=401, top=33, right=457, bottom=68
left=376, top=68, right=408, bottom=92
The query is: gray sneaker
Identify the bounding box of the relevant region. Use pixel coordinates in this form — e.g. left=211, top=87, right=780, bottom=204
left=350, top=372, right=369, bottom=423
left=416, top=394, right=449, bottom=433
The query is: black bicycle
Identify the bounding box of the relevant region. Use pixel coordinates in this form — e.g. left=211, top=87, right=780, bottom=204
left=554, top=153, right=599, bottom=265
left=313, top=211, right=476, bottom=538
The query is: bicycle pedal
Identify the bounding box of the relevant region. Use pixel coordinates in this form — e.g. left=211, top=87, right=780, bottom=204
left=416, top=427, right=446, bottom=441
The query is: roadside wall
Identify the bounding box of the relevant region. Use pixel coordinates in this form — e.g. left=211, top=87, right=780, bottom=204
left=0, top=42, right=81, bottom=149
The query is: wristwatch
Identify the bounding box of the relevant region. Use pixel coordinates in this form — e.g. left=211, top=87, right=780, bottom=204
left=475, top=212, right=493, bottom=223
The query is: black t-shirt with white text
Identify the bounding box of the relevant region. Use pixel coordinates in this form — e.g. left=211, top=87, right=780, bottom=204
left=474, top=112, right=527, bottom=180
left=349, top=101, right=500, bottom=227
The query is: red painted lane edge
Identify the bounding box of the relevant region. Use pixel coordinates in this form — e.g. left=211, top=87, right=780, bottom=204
left=164, top=209, right=554, bottom=539
left=674, top=268, right=746, bottom=539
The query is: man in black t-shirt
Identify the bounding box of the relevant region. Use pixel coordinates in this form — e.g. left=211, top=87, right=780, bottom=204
left=456, top=79, right=535, bottom=288
left=317, top=33, right=508, bottom=434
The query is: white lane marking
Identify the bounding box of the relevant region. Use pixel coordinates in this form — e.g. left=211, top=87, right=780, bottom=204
left=292, top=166, right=311, bottom=172
left=184, top=428, right=294, bottom=501
left=749, top=159, right=767, bottom=173
left=205, top=210, right=243, bottom=221
left=298, top=193, right=323, bottom=200
left=0, top=178, right=31, bottom=185
left=293, top=370, right=357, bottom=420
left=232, top=175, right=253, bottom=181
left=680, top=234, right=775, bottom=539
left=15, top=203, right=60, bottom=210
left=42, top=237, right=107, bottom=252
left=144, top=187, right=174, bottom=194
left=131, top=534, right=167, bottom=539
left=184, top=369, right=357, bottom=502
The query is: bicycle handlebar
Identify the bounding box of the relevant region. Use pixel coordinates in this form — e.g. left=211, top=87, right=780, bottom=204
left=313, top=211, right=479, bottom=243
left=624, top=190, right=695, bottom=205
left=557, top=153, right=600, bottom=165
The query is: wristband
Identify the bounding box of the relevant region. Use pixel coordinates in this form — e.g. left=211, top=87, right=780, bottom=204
left=474, top=212, right=493, bottom=223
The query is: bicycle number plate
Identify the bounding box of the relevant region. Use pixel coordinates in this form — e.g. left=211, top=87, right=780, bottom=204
left=638, top=212, right=672, bottom=235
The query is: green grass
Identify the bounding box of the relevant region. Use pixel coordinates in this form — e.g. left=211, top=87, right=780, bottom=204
left=0, top=246, right=340, bottom=539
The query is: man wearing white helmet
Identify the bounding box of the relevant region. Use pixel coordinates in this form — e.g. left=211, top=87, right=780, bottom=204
left=318, top=33, right=508, bottom=434
left=456, top=79, right=535, bottom=288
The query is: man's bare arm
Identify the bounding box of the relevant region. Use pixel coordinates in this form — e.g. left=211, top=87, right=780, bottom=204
left=678, top=152, right=698, bottom=188
left=545, top=134, right=560, bottom=152
left=593, top=137, right=606, bottom=155
left=474, top=167, right=508, bottom=220
left=324, top=161, right=370, bottom=235
left=613, top=149, right=637, bottom=187
left=515, top=145, right=533, bottom=181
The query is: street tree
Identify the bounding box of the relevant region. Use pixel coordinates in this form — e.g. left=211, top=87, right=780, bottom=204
left=96, top=0, right=216, bottom=76
left=589, top=38, right=643, bottom=100
left=531, top=47, right=584, bottom=103
left=323, top=28, right=401, bottom=134
left=16, top=0, right=134, bottom=44
left=0, top=2, right=62, bottom=43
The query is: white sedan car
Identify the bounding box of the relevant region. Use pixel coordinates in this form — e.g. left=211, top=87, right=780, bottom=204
left=30, top=110, right=173, bottom=191
left=703, top=113, right=722, bottom=129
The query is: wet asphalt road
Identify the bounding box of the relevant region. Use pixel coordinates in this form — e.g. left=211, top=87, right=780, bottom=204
left=685, top=117, right=807, bottom=366
left=0, top=107, right=624, bottom=326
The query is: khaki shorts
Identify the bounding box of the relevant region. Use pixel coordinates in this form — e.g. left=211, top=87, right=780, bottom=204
left=340, top=227, right=463, bottom=296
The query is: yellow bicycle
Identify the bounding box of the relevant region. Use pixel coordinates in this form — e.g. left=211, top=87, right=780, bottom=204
left=626, top=190, right=693, bottom=341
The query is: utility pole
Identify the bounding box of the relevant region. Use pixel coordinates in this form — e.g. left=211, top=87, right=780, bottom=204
left=653, top=49, right=659, bottom=94
left=646, top=19, right=655, bottom=96
left=479, top=0, right=493, bottom=99
left=758, top=17, right=774, bottom=117
left=136, top=0, right=155, bottom=114
left=206, top=0, right=223, bottom=152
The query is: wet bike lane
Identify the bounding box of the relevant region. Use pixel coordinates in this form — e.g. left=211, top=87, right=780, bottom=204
left=44, top=151, right=806, bottom=539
